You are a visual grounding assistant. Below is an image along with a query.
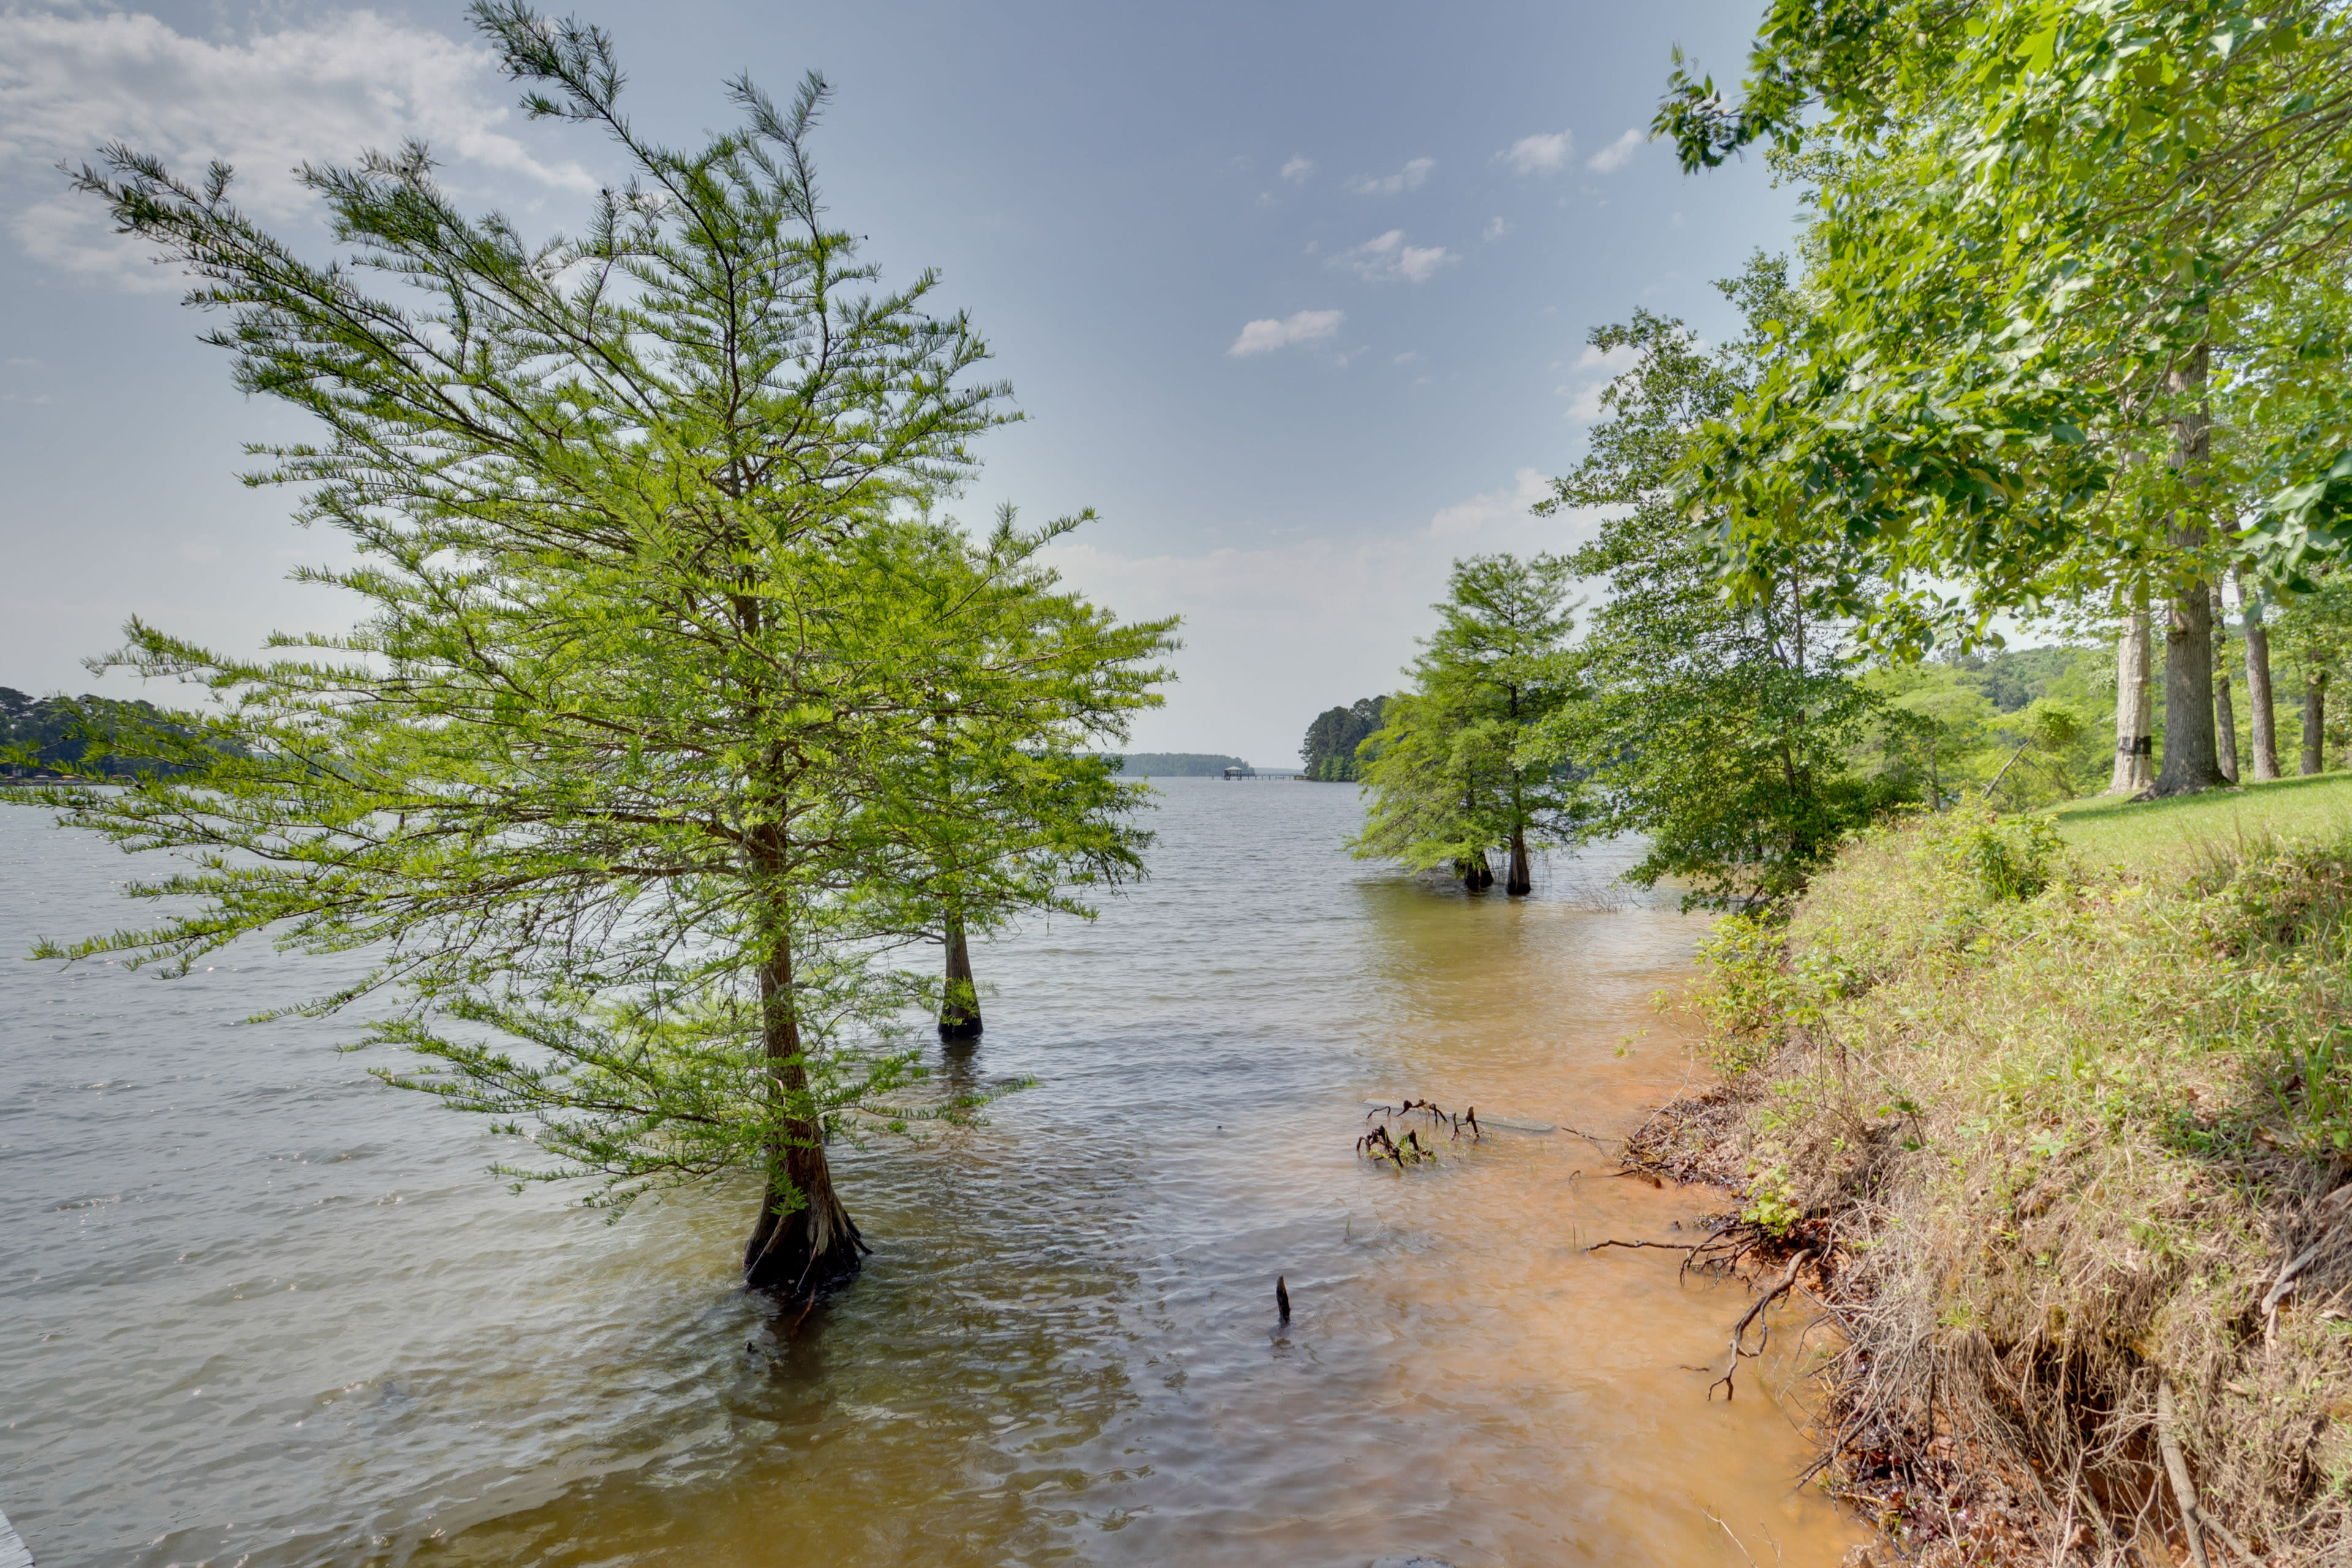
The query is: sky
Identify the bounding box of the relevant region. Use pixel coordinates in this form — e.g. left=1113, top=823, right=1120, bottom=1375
left=0, top=0, right=1798, bottom=767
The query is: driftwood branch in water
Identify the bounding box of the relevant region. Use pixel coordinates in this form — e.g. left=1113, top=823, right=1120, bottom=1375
left=1707, top=1248, right=1812, bottom=1403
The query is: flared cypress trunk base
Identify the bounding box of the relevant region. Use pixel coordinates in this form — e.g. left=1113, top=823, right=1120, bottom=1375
left=1458, top=851, right=1494, bottom=892
left=743, top=1178, right=869, bottom=1298
left=1506, top=827, right=1532, bottom=897
left=940, top=916, right=982, bottom=1039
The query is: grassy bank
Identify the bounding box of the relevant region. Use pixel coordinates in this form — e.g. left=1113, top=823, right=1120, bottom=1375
left=1645, top=806, right=2352, bottom=1566
left=2051, top=772, right=2352, bottom=868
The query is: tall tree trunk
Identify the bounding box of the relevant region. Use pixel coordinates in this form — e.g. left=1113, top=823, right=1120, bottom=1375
left=2154, top=343, right=2223, bottom=798
left=744, top=932, right=866, bottom=1297
left=2212, top=583, right=2239, bottom=783
left=2303, top=671, right=2330, bottom=777
left=2157, top=582, right=2225, bottom=796
left=1461, top=849, right=1494, bottom=891
left=2111, top=602, right=2154, bottom=794
left=938, top=910, right=981, bottom=1039
left=1505, top=823, right=1532, bottom=896
left=2241, top=569, right=2280, bottom=780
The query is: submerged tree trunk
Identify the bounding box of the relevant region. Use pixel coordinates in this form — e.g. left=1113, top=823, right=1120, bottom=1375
left=1505, top=823, right=1532, bottom=896
left=2304, top=671, right=2330, bottom=777
left=744, top=933, right=867, bottom=1297
left=2212, top=584, right=2239, bottom=783
left=2111, top=604, right=2155, bottom=794
left=1460, top=849, right=1494, bottom=891
left=2242, top=570, right=2280, bottom=780
left=939, top=910, right=981, bottom=1039
left=2154, top=344, right=2224, bottom=798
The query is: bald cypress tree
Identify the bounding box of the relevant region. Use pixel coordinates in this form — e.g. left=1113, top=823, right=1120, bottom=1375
left=28, top=4, right=1171, bottom=1298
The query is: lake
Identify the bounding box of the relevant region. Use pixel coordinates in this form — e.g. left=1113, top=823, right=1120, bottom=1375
left=0, top=777, right=1864, bottom=1566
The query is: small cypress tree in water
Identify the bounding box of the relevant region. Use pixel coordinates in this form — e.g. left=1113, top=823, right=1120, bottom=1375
left=1352, top=555, right=1576, bottom=894
left=27, top=4, right=1172, bottom=1299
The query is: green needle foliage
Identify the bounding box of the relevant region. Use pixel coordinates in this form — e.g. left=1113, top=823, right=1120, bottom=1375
left=20, top=4, right=1174, bottom=1297
left=1353, top=554, right=1577, bottom=895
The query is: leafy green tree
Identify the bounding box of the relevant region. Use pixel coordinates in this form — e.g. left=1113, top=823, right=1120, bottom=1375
left=22, top=5, right=1171, bottom=1298
left=2271, top=575, right=2352, bottom=774
left=1300, top=695, right=1387, bottom=782
left=1655, top=0, right=2352, bottom=797
left=1354, top=555, right=1576, bottom=895
left=1529, top=262, right=1917, bottom=910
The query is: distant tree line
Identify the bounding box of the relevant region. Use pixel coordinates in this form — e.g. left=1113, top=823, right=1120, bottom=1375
left=1298, top=698, right=1386, bottom=781
left=1104, top=753, right=1250, bottom=777
left=1, top=688, right=228, bottom=780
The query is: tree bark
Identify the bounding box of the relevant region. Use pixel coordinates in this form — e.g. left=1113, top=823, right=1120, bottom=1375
left=2212, top=583, right=2239, bottom=784
left=744, top=932, right=867, bottom=1297
left=2156, top=581, right=2226, bottom=796
left=2304, top=671, right=2329, bottom=776
left=938, top=910, right=981, bottom=1039
left=2110, top=603, right=2154, bottom=794
left=2154, top=343, right=2223, bottom=798
left=1461, top=849, right=1494, bottom=892
left=1505, top=823, right=1532, bottom=896
left=2242, top=569, right=2280, bottom=780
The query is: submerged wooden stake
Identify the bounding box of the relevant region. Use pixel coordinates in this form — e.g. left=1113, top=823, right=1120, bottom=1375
left=1276, top=1275, right=1291, bottom=1322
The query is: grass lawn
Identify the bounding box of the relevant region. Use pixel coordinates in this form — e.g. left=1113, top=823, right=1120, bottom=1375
left=2048, top=770, right=2352, bottom=864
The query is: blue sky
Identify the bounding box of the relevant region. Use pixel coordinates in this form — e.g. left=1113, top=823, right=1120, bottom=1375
left=0, top=1, right=1795, bottom=766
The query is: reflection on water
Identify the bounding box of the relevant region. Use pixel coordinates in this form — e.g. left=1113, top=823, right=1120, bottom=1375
left=0, top=779, right=1866, bottom=1566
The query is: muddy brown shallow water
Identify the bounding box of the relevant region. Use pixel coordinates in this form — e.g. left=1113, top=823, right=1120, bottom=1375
left=0, top=778, right=1868, bottom=1566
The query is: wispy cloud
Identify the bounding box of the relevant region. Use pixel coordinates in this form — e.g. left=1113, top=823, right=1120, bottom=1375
left=1227, top=308, right=1345, bottom=356
left=1557, top=344, right=1642, bottom=421
left=1335, top=229, right=1456, bottom=284
left=1499, top=130, right=1573, bottom=176
left=1346, top=156, right=1434, bottom=196
left=1483, top=216, right=1512, bottom=242
left=1280, top=154, right=1315, bottom=183
left=1586, top=127, right=1644, bottom=173
left=1430, top=468, right=1549, bottom=537
left=0, top=9, right=594, bottom=289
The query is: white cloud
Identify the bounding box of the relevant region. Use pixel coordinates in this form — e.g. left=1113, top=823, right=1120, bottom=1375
left=1039, top=490, right=1585, bottom=761
left=1280, top=155, right=1314, bottom=183
left=1483, top=216, right=1512, bottom=242
left=1226, top=308, right=1344, bottom=356
left=1335, top=228, right=1457, bottom=284
left=1430, top=468, right=1549, bottom=537
left=1392, top=350, right=1417, bottom=364
left=1500, top=130, right=1573, bottom=176
left=1346, top=156, right=1434, bottom=197
left=0, top=9, right=595, bottom=288
left=1564, top=383, right=1610, bottom=421
left=1586, top=127, right=1644, bottom=173
left=1573, top=343, right=1638, bottom=373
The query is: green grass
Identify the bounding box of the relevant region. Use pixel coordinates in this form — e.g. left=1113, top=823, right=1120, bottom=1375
left=2048, top=771, right=2352, bottom=865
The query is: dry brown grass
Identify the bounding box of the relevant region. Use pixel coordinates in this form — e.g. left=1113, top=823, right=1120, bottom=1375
left=1656, top=809, right=2352, bottom=1566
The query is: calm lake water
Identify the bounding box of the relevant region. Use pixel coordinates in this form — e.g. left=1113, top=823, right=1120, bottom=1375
left=0, top=777, right=1866, bottom=1566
